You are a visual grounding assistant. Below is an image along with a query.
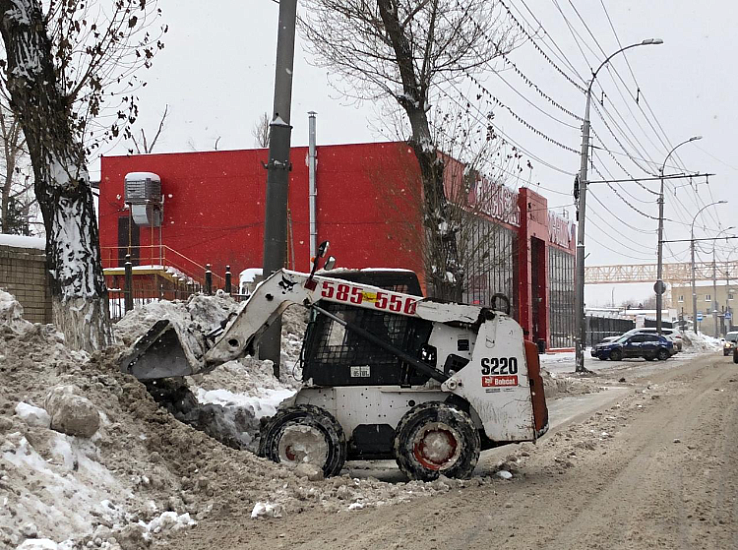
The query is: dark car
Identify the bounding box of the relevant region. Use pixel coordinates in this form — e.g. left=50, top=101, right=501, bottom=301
left=590, top=333, right=673, bottom=361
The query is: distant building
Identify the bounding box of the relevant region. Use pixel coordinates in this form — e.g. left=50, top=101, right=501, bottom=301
left=671, top=281, right=736, bottom=337
left=99, top=142, right=576, bottom=348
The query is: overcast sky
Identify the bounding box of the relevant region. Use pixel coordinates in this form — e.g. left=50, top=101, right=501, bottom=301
left=98, top=0, right=738, bottom=306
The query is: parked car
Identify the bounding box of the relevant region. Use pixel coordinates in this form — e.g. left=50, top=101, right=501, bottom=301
left=599, top=336, right=620, bottom=344
left=620, top=328, right=682, bottom=354
left=591, top=333, right=673, bottom=361
left=724, top=331, right=738, bottom=356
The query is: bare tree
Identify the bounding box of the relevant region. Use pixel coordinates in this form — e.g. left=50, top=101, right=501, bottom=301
left=131, top=104, right=169, bottom=154
left=0, top=0, right=165, bottom=351
left=252, top=112, right=269, bottom=148
left=301, top=0, right=515, bottom=299
left=0, top=98, right=35, bottom=235
left=368, top=103, right=523, bottom=307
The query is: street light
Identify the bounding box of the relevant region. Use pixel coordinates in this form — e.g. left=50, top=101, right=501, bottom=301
left=711, top=227, right=735, bottom=337
left=574, top=38, right=663, bottom=373
left=656, top=135, right=702, bottom=335
left=690, top=201, right=727, bottom=334
left=723, top=246, right=738, bottom=333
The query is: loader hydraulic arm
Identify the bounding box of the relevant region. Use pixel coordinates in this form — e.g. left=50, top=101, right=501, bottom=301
left=204, top=270, right=316, bottom=365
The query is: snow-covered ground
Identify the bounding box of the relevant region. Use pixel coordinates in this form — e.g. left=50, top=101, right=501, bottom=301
left=2, top=285, right=726, bottom=549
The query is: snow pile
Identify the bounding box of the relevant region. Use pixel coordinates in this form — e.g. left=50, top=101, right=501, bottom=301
left=116, top=297, right=305, bottom=453
left=681, top=331, right=722, bottom=352
left=115, top=291, right=240, bottom=374
left=539, top=368, right=604, bottom=399
left=0, top=234, right=45, bottom=250
left=539, top=351, right=575, bottom=366
left=14, top=403, right=50, bottom=429
left=0, top=291, right=309, bottom=548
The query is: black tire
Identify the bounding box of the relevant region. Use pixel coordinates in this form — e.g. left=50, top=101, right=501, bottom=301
left=393, top=402, right=480, bottom=481
left=657, top=348, right=669, bottom=361
left=259, top=404, right=346, bottom=478
left=610, top=349, right=623, bottom=361
left=733, top=349, right=738, bottom=364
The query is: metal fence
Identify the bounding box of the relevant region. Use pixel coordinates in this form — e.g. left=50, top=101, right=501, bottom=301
left=586, top=315, right=635, bottom=348
left=106, top=256, right=239, bottom=322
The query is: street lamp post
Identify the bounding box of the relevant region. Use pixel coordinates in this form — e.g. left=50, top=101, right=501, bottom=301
left=724, top=248, right=738, bottom=333
left=575, top=38, right=663, bottom=373
left=690, top=201, right=727, bottom=334
left=656, top=136, right=702, bottom=335
left=710, top=227, right=735, bottom=336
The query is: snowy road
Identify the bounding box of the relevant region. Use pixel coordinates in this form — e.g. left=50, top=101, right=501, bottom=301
left=168, top=350, right=737, bottom=550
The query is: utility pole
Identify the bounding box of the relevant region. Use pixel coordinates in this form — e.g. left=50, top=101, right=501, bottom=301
left=261, top=0, right=298, bottom=376
left=727, top=259, right=734, bottom=334
left=709, top=227, right=736, bottom=336
left=713, top=246, right=719, bottom=337
left=690, top=201, right=727, bottom=335
left=308, top=112, right=318, bottom=264
left=574, top=97, right=590, bottom=373
left=691, top=237, right=698, bottom=334
left=574, top=38, right=662, bottom=373
left=656, top=136, right=702, bottom=335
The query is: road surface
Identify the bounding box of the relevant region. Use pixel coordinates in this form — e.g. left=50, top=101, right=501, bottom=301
left=169, top=351, right=737, bottom=550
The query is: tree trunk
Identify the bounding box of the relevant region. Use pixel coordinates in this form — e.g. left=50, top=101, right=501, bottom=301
left=0, top=0, right=112, bottom=351
left=377, top=0, right=463, bottom=301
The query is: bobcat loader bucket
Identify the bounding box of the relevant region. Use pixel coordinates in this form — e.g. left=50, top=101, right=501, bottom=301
left=119, top=319, right=206, bottom=380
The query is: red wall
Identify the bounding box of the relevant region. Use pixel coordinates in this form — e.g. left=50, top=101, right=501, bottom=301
left=100, top=142, right=576, bottom=347
left=100, top=142, right=425, bottom=283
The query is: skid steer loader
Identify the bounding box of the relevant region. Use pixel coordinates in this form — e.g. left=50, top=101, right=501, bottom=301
left=120, top=243, right=548, bottom=481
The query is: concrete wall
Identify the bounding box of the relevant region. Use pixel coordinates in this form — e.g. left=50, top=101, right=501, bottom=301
left=0, top=243, right=51, bottom=324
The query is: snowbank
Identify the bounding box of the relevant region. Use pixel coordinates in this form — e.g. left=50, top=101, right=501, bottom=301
left=681, top=331, right=722, bottom=352
left=0, top=234, right=45, bottom=250
left=539, top=351, right=575, bottom=366
left=0, top=289, right=532, bottom=548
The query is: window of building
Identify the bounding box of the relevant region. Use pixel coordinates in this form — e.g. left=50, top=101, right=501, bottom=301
left=705, top=294, right=712, bottom=302
left=678, top=295, right=684, bottom=303
left=730, top=293, right=734, bottom=301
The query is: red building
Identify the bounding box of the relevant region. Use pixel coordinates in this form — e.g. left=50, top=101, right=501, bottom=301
left=99, top=142, right=576, bottom=349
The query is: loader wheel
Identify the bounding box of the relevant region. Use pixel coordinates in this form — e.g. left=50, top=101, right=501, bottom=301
left=393, top=402, right=480, bottom=482
left=259, top=405, right=346, bottom=478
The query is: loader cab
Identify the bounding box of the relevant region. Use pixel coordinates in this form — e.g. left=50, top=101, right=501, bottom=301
left=301, top=269, right=433, bottom=387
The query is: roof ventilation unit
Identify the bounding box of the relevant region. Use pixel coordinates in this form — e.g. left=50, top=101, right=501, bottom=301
left=124, top=172, right=163, bottom=227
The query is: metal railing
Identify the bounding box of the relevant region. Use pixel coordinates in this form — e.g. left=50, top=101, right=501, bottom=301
left=104, top=249, right=237, bottom=322
left=101, top=245, right=226, bottom=287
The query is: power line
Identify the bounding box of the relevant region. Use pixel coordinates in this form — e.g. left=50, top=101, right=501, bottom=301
left=439, top=84, right=576, bottom=176
left=463, top=74, right=580, bottom=154
left=497, top=0, right=586, bottom=92
left=514, top=0, right=587, bottom=81
left=590, top=163, right=659, bottom=220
